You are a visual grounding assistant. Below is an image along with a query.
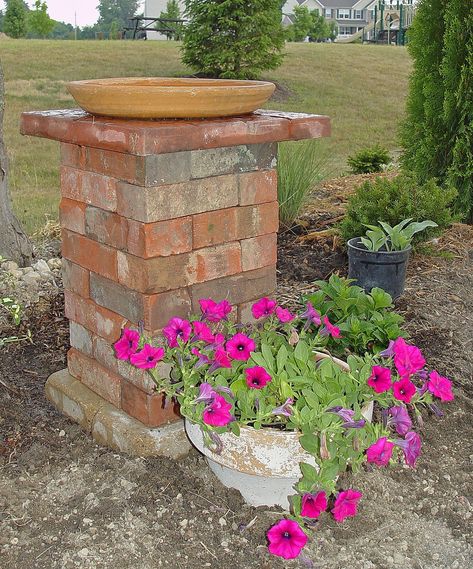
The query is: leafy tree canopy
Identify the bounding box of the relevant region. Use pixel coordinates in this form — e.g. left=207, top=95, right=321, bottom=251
left=97, top=0, right=140, bottom=31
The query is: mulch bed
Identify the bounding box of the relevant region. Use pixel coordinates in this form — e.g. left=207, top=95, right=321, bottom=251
left=1, top=174, right=472, bottom=569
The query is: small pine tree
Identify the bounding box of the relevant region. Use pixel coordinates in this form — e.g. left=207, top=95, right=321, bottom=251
left=159, top=0, right=183, bottom=40
left=4, top=0, right=27, bottom=38
left=182, top=0, right=285, bottom=79
left=28, top=0, right=55, bottom=38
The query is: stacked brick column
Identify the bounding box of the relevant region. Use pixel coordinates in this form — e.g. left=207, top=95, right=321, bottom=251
left=21, top=109, right=330, bottom=430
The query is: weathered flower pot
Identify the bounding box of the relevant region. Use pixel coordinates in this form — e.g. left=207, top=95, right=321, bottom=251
left=347, top=237, right=411, bottom=300
left=185, top=420, right=316, bottom=510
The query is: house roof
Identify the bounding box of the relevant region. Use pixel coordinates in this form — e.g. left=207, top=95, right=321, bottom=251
left=318, top=0, right=374, bottom=7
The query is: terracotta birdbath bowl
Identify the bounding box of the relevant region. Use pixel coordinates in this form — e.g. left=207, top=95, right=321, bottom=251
left=66, top=77, right=276, bottom=119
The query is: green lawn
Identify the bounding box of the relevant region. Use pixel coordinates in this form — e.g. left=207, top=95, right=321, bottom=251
left=0, top=40, right=411, bottom=234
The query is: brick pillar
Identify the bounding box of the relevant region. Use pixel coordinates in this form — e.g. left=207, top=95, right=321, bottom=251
left=21, top=109, right=330, bottom=431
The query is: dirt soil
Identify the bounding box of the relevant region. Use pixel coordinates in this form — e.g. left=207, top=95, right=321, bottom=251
left=1, top=177, right=473, bottom=569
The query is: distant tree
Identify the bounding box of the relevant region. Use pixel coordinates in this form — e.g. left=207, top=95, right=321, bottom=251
left=79, top=25, right=100, bottom=39
left=291, top=5, right=312, bottom=41
left=0, top=63, right=32, bottom=266
left=308, top=11, right=329, bottom=42
left=4, top=0, right=27, bottom=38
left=50, top=20, right=74, bottom=39
left=28, top=0, right=55, bottom=38
left=0, top=10, right=4, bottom=32
left=97, top=0, right=139, bottom=32
left=109, top=19, right=120, bottom=39
left=158, top=0, right=183, bottom=40
left=327, top=20, right=338, bottom=42
left=182, top=0, right=285, bottom=79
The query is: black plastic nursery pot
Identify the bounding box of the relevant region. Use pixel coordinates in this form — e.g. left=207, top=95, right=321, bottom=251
left=347, top=237, right=411, bottom=300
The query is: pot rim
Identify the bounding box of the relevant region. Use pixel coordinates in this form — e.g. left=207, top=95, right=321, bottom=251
left=348, top=236, right=412, bottom=256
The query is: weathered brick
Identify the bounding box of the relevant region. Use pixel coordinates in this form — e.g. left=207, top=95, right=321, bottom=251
left=190, top=144, right=277, bottom=179
left=116, top=174, right=239, bottom=223
left=193, top=208, right=239, bottom=249
left=239, top=170, right=278, bottom=206
left=94, top=335, right=120, bottom=374
left=238, top=301, right=261, bottom=325
left=67, top=348, right=121, bottom=407
left=121, top=380, right=180, bottom=427
left=59, top=198, right=86, bottom=234
left=64, top=290, right=126, bottom=343
left=127, top=217, right=192, bottom=258
left=90, top=273, right=144, bottom=324
left=117, top=242, right=241, bottom=294
left=69, top=321, right=94, bottom=357
left=60, top=165, right=118, bottom=211
left=190, top=266, right=277, bottom=311
left=62, top=259, right=90, bottom=298
left=241, top=233, right=278, bottom=272
left=143, top=289, right=192, bottom=330
left=85, top=206, right=128, bottom=251
left=61, top=229, right=117, bottom=281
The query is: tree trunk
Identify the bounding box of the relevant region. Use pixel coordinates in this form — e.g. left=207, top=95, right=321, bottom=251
left=0, top=62, right=32, bottom=267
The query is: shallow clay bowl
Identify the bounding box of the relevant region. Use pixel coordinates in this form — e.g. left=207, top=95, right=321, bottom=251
left=66, top=77, right=276, bottom=119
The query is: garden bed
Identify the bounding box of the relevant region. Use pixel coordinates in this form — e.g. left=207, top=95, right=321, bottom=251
left=1, top=181, right=472, bottom=568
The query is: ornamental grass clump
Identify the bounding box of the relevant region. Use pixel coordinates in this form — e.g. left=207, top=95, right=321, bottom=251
left=115, top=295, right=454, bottom=560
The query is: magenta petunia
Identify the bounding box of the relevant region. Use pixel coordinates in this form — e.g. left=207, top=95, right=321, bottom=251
left=192, top=321, right=215, bottom=344
left=267, top=519, right=308, bottom=559
left=199, top=298, right=232, bottom=322
left=367, top=365, right=392, bottom=393
left=114, top=328, right=140, bottom=361
left=191, top=347, right=211, bottom=368
left=202, top=394, right=233, bottom=427
left=331, top=489, right=362, bottom=523
left=251, top=297, right=277, bottom=319
left=163, top=317, right=192, bottom=348
left=366, top=437, right=394, bottom=467
left=392, top=377, right=417, bottom=404
left=388, top=406, right=412, bottom=436
left=395, top=431, right=422, bottom=468
left=428, top=371, right=454, bottom=402
left=320, top=315, right=342, bottom=338
left=275, top=306, right=295, bottom=323
left=301, top=491, right=327, bottom=519
left=208, top=347, right=232, bottom=373
left=193, top=382, right=216, bottom=404
left=245, top=366, right=272, bottom=389
left=300, top=302, right=322, bottom=326
left=393, top=337, right=426, bottom=379
left=226, top=333, right=256, bottom=361
left=129, top=344, right=165, bottom=369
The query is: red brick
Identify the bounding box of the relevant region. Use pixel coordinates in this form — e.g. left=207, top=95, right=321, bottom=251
left=192, top=242, right=242, bottom=284
left=127, top=217, right=192, bottom=258
left=67, top=348, right=121, bottom=407
left=143, top=289, right=192, bottom=330
left=62, top=259, right=90, bottom=298
left=60, top=165, right=118, bottom=211
left=193, top=208, right=238, bottom=249
left=121, top=380, right=181, bottom=427
left=85, top=206, right=128, bottom=250
left=241, top=233, right=277, bottom=272
left=239, top=170, right=278, bottom=206
left=59, top=198, right=86, bottom=234
left=61, top=229, right=117, bottom=281
left=64, top=290, right=126, bottom=343
left=238, top=201, right=279, bottom=237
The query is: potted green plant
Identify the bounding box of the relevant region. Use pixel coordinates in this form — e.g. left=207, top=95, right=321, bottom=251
left=114, top=295, right=453, bottom=560
left=347, top=218, right=438, bottom=299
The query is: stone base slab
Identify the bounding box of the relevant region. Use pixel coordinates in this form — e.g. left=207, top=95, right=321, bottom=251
left=45, top=369, right=191, bottom=459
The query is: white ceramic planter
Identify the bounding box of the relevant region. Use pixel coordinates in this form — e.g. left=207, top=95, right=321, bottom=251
left=185, top=420, right=316, bottom=510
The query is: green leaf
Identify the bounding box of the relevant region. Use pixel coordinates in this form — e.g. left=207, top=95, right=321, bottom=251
left=299, top=461, right=319, bottom=484
left=276, top=344, right=288, bottom=372
left=294, top=340, right=309, bottom=363
left=299, top=433, right=319, bottom=454
left=261, top=343, right=275, bottom=370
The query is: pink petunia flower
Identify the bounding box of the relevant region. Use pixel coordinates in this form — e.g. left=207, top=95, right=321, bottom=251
left=114, top=328, right=140, bottom=361
left=199, top=298, right=232, bottom=322
left=226, top=333, right=256, bottom=361
left=328, top=407, right=365, bottom=429
left=320, top=315, right=342, bottom=339
left=300, top=302, right=322, bottom=326
left=331, top=489, right=362, bottom=523
left=251, top=297, right=277, bottom=319
left=129, top=344, right=165, bottom=369
left=192, top=321, right=215, bottom=344
left=193, top=382, right=216, bottom=404
left=367, top=365, right=392, bottom=393
left=275, top=306, right=295, bottom=323
left=301, top=491, right=327, bottom=519
left=394, top=431, right=422, bottom=468
left=163, top=317, right=192, bottom=348
left=392, top=377, right=417, bottom=404
left=388, top=406, right=412, bottom=436
left=267, top=519, right=308, bottom=559
left=366, top=437, right=394, bottom=467
left=208, top=347, right=232, bottom=373
left=428, top=371, right=454, bottom=402
left=202, top=394, right=233, bottom=427
left=245, top=366, right=272, bottom=389
left=379, top=339, right=395, bottom=358
left=393, top=337, right=426, bottom=379
left=191, top=347, right=211, bottom=368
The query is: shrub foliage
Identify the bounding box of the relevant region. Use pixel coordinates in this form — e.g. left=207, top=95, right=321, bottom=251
left=339, top=175, right=457, bottom=242
left=182, top=0, right=285, bottom=79
left=347, top=146, right=390, bottom=174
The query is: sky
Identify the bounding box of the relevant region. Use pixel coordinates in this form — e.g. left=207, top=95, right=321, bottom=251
left=1, top=1, right=145, bottom=28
